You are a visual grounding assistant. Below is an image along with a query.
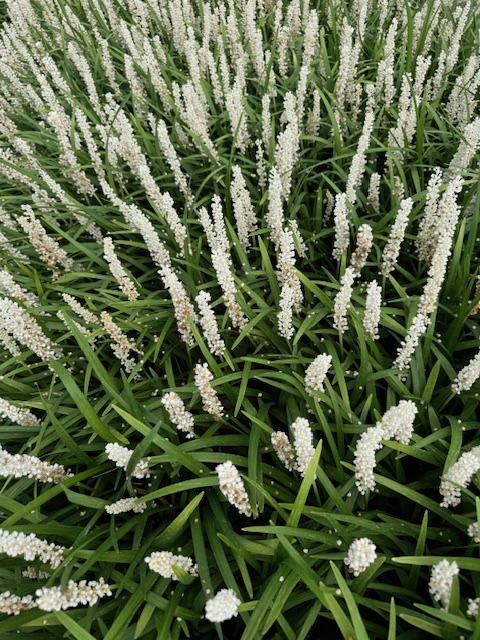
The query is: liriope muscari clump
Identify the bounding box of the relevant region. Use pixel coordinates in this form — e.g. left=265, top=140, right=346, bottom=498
left=0, top=0, right=479, bottom=636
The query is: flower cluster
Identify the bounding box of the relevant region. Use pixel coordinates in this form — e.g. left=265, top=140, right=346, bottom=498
left=105, top=497, right=147, bottom=515
left=216, top=460, right=252, bottom=516
left=195, top=290, right=226, bottom=357
left=194, top=362, right=224, bottom=420
left=344, top=538, right=377, bottom=576
left=0, top=529, right=67, bottom=569
left=354, top=400, right=418, bottom=494
left=205, top=589, right=241, bottom=623
left=0, top=444, right=72, bottom=483
left=452, top=348, right=480, bottom=394
left=428, top=560, right=459, bottom=610
left=104, top=442, right=150, bottom=479
left=161, top=391, right=195, bottom=438
left=0, top=397, right=39, bottom=426
left=35, top=578, right=112, bottom=611
left=304, top=354, right=332, bottom=398
left=272, top=417, right=316, bottom=477
left=144, top=551, right=198, bottom=579
left=439, top=445, right=480, bottom=507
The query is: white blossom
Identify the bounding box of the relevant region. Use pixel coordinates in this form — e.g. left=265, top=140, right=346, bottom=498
left=467, top=597, right=480, bottom=618
left=363, top=281, right=382, bottom=340
left=205, top=588, right=241, bottom=623
left=452, top=348, right=480, bottom=394
left=105, top=442, right=150, bottom=479
left=332, top=193, right=350, bottom=260
left=194, top=363, right=224, bottom=420
left=354, top=401, right=417, bottom=494
left=304, top=354, right=332, bottom=398
left=467, top=522, right=480, bottom=543
left=103, top=237, right=138, bottom=301
left=230, top=165, right=257, bottom=251
left=428, top=560, right=459, bottom=610
left=381, top=197, right=413, bottom=275
left=145, top=551, right=198, bottom=579
left=0, top=444, right=72, bottom=483
left=292, top=417, right=316, bottom=477
left=0, top=397, right=39, bottom=426
left=162, top=391, right=195, bottom=438
left=333, top=267, right=355, bottom=333
left=271, top=431, right=296, bottom=472
left=0, top=592, right=35, bottom=615
left=195, top=291, right=226, bottom=357
left=216, top=460, right=251, bottom=516
left=344, top=538, right=377, bottom=576
left=35, top=578, right=112, bottom=611
left=0, top=529, right=67, bottom=569
left=350, top=224, right=373, bottom=277
left=439, top=445, right=480, bottom=507
left=105, top=498, right=147, bottom=515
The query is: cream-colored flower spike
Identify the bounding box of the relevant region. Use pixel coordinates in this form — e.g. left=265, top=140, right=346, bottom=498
left=194, top=363, right=224, bottom=420
left=103, top=237, right=139, bottom=301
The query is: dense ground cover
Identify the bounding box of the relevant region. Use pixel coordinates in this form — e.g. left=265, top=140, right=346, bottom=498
left=0, top=0, right=479, bottom=637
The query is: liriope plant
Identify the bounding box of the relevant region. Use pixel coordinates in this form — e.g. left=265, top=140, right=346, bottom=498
left=0, top=0, right=479, bottom=637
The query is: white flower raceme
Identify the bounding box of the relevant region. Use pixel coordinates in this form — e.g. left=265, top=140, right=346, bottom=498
left=0, top=592, right=35, bottom=615
left=230, top=165, right=257, bottom=251
left=35, top=578, right=112, bottom=611
left=205, top=588, right=241, bottom=623
left=363, top=280, right=382, bottom=339
left=101, top=311, right=141, bottom=373
left=216, top=460, right=251, bottom=516
left=103, top=237, right=138, bottom=301
left=271, top=431, right=297, bottom=472
left=416, top=167, right=443, bottom=262
left=145, top=551, right=198, bottom=579
left=332, top=193, right=350, bottom=260
left=18, top=205, right=73, bottom=273
left=344, top=538, right=377, bottom=576
left=304, top=354, right=332, bottom=398
left=105, top=498, right=146, bottom=515
left=467, top=522, right=480, bottom=543
left=0, top=397, right=39, bottom=426
left=156, top=119, right=192, bottom=203
left=350, top=224, right=373, bottom=277
left=198, top=198, right=247, bottom=330
left=0, top=297, right=62, bottom=361
left=381, top=197, right=413, bottom=275
left=467, top=597, right=480, bottom=618
left=0, top=444, right=72, bottom=483
left=354, top=400, right=418, bottom=494
left=452, top=348, right=480, bottom=394
left=428, top=560, right=459, bottom=610
left=194, top=362, right=224, bottom=420
left=62, top=293, right=98, bottom=324
left=346, top=100, right=375, bottom=205
left=272, top=418, right=316, bottom=476
left=0, top=529, right=67, bottom=569
left=367, top=172, right=381, bottom=213
left=267, top=166, right=285, bottom=251
left=394, top=176, right=463, bottom=372
left=104, top=442, right=150, bottom=479
left=195, top=290, right=226, bottom=357
left=161, top=391, right=195, bottom=439
left=333, top=267, right=355, bottom=333
left=0, top=270, right=39, bottom=307
left=160, top=265, right=198, bottom=346
left=292, top=417, right=316, bottom=477
left=439, top=445, right=480, bottom=507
